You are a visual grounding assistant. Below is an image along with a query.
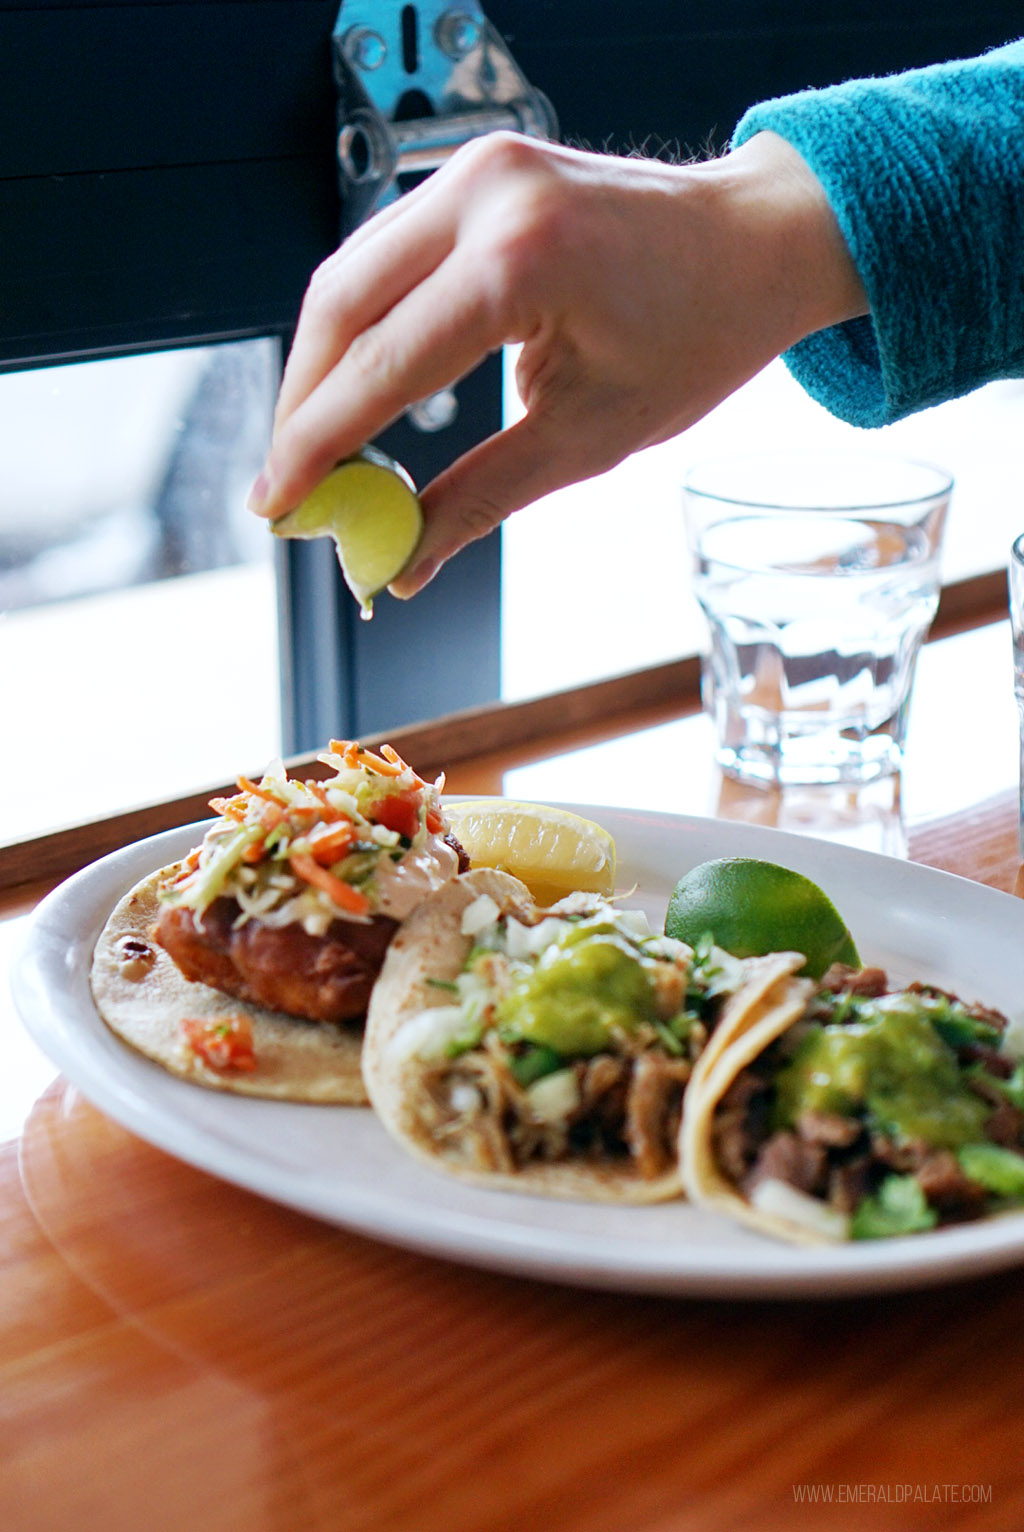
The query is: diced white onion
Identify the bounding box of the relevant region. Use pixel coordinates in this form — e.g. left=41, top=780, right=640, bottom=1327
left=642, top=934, right=692, bottom=962
left=1001, top=1015, right=1024, bottom=1059
left=614, top=909, right=654, bottom=940
left=704, top=946, right=747, bottom=995
left=448, top=1082, right=483, bottom=1114
left=525, top=1068, right=580, bottom=1124
left=461, top=894, right=502, bottom=938
left=749, top=1177, right=851, bottom=1241
left=325, top=787, right=360, bottom=818
left=390, top=1006, right=475, bottom=1063
left=503, top=915, right=570, bottom=960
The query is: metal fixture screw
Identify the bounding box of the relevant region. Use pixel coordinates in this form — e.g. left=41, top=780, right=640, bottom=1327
left=434, top=10, right=481, bottom=61
left=342, top=26, right=387, bottom=71
left=408, top=389, right=460, bottom=432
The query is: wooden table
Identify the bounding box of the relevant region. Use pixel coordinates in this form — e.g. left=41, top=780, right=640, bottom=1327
left=3, top=621, right=1022, bottom=1532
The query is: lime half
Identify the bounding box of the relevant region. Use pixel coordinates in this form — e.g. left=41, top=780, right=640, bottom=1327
left=665, top=856, right=860, bottom=980
left=271, top=446, right=423, bottom=618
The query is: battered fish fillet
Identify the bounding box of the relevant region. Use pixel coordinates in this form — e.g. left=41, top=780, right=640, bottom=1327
left=154, top=898, right=399, bottom=1024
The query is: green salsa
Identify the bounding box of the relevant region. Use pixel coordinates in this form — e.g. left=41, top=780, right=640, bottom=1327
left=496, top=932, right=657, bottom=1056
left=773, top=994, right=991, bottom=1149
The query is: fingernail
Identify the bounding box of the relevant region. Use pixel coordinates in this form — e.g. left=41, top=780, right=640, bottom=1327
left=246, top=471, right=271, bottom=514
left=391, top=556, right=439, bottom=598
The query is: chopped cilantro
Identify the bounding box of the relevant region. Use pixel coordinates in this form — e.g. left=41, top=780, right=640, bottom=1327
left=958, top=1143, right=1024, bottom=1198
left=850, top=1174, right=938, bottom=1240
left=509, top=1044, right=563, bottom=1086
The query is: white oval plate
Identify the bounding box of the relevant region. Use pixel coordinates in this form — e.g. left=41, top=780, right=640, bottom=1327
left=11, top=805, right=1024, bottom=1299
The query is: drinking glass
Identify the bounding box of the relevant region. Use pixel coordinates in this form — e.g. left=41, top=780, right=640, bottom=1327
left=683, top=451, right=952, bottom=787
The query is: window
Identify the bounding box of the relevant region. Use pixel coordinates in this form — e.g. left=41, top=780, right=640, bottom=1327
left=501, top=361, right=1024, bottom=701
left=3, top=0, right=1021, bottom=859
left=1, top=341, right=280, bottom=844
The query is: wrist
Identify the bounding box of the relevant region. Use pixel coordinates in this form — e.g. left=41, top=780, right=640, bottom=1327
left=704, top=130, right=869, bottom=347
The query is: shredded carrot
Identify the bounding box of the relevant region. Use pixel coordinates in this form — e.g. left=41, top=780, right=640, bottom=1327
left=238, top=773, right=288, bottom=806
left=361, top=748, right=405, bottom=777
left=425, top=805, right=445, bottom=834
left=209, top=793, right=248, bottom=821
left=307, top=820, right=357, bottom=864
left=166, top=848, right=202, bottom=885
left=329, top=739, right=362, bottom=769
left=379, top=742, right=411, bottom=773
left=329, top=737, right=408, bottom=778
left=289, top=851, right=370, bottom=915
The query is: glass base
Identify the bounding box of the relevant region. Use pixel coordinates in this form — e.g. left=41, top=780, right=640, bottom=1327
left=714, top=720, right=905, bottom=788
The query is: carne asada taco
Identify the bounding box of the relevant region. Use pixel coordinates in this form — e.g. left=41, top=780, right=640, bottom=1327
left=681, top=962, right=1024, bottom=1242
left=363, top=869, right=804, bottom=1201
left=90, top=741, right=467, bottom=1102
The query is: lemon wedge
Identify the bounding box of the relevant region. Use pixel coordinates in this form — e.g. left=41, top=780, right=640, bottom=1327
left=444, top=799, right=617, bottom=907
left=270, top=446, right=423, bottom=618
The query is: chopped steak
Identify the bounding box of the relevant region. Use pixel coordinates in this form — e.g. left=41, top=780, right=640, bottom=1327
left=712, top=965, right=1019, bottom=1234
left=743, top=1130, right=827, bottom=1197
left=795, top=1110, right=863, bottom=1148
left=820, top=963, right=889, bottom=997
left=915, top=1152, right=989, bottom=1218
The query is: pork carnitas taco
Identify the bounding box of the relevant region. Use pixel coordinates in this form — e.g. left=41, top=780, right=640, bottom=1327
left=363, top=869, right=802, bottom=1202
left=90, top=741, right=467, bottom=1102
left=681, top=962, right=1024, bottom=1242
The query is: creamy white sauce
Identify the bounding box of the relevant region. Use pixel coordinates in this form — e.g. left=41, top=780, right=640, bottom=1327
left=371, top=836, right=461, bottom=919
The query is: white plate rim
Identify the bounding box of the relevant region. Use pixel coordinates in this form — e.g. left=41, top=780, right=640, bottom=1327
left=11, top=803, right=1024, bottom=1300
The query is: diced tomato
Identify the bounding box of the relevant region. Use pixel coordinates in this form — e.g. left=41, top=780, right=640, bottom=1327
left=372, top=793, right=421, bottom=840
left=182, top=1015, right=257, bottom=1072
left=424, top=805, right=445, bottom=834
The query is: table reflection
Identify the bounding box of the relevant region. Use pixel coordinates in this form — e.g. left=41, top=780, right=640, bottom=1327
left=714, top=773, right=906, bottom=857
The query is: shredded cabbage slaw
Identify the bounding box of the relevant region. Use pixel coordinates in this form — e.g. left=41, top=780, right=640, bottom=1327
left=159, top=741, right=455, bottom=936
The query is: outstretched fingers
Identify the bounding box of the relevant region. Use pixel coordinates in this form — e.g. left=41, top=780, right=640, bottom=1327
left=272, top=205, right=457, bottom=440
left=255, top=247, right=517, bottom=519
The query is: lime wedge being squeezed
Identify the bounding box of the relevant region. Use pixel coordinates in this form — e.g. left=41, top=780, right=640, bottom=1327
left=270, top=445, right=423, bottom=618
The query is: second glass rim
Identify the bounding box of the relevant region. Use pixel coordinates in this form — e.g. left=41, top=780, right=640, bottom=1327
left=683, top=450, right=954, bottom=514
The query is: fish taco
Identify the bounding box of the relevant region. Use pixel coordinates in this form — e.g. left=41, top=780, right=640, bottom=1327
left=363, top=869, right=804, bottom=1201
left=90, top=741, right=467, bottom=1102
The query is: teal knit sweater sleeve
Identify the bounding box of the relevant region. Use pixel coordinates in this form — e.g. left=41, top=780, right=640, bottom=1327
left=732, top=40, right=1024, bottom=427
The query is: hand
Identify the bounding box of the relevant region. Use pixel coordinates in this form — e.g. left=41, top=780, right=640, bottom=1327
left=248, top=130, right=866, bottom=595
